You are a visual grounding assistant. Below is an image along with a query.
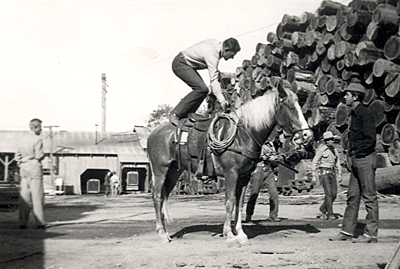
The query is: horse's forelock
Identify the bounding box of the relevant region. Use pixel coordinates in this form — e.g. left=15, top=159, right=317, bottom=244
left=236, top=89, right=279, bottom=131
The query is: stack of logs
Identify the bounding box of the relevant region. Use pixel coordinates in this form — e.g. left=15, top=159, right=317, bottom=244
left=218, top=0, right=400, bottom=170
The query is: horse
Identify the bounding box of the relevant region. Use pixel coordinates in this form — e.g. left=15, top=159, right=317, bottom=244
left=147, top=84, right=313, bottom=245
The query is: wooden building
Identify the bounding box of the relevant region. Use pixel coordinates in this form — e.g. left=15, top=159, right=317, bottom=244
left=0, top=127, right=151, bottom=195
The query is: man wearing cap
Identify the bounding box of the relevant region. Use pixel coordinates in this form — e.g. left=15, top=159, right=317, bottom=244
left=312, top=131, right=341, bottom=220
left=330, top=83, right=378, bottom=243
left=169, top=38, right=241, bottom=126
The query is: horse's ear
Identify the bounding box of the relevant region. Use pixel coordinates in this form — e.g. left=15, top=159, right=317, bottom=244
left=277, top=80, right=288, bottom=99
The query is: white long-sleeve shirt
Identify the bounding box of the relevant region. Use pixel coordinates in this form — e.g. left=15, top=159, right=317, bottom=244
left=180, top=39, right=225, bottom=103
left=15, top=131, right=44, bottom=172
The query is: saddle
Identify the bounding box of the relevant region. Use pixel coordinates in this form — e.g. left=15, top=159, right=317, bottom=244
left=175, top=113, right=215, bottom=179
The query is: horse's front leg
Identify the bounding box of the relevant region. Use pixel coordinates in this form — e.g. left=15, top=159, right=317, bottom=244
left=223, top=172, right=236, bottom=239
left=223, top=178, right=235, bottom=239
left=233, top=183, right=249, bottom=246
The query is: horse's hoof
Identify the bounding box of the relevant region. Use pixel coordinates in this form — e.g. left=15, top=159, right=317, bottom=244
left=159, top=233, right=172, bottom=243
left=224, top=231, right=235, bottom=239
left=226, top=236, right=238, bottom=248
left=237, top=234, right=249, bottom=246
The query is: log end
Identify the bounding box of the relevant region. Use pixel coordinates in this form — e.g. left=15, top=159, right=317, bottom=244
left=384, top=36, right=400, bottom=61
left=381, top=123, right=399, bottom=146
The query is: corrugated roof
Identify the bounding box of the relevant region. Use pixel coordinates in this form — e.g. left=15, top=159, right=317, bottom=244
left=0, top=128, right=151, bottom=162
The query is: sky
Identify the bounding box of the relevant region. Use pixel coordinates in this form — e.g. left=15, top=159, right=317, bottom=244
left=1, top=0, right=351, bottom=132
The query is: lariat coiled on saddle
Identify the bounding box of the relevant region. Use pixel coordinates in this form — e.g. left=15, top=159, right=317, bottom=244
left=207, top=112, right=238, bottom=155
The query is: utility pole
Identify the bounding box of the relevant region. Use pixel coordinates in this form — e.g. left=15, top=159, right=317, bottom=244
left=101, top=73, right=107, bottom=132
left=95, top=124, right=98, bottom=145
left=44, top=125, right=59, bottom=188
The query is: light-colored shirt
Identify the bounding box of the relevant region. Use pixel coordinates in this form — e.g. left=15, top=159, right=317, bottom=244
left=110, top=174, right=119, bottom=184
left=181, top=39, right=225, bottom=103
left=15, top=131, right=44, bottom=167
left=311, top=143, right=341, bottom=176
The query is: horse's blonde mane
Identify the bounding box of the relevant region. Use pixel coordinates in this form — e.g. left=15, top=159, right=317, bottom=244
left=235, top=87, right=299, bottom=131
left=236, top=89, right=279, bottom=131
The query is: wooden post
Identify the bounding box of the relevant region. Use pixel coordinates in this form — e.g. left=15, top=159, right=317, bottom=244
left=0, top=155, right=12, bottom=183
left=101, top=73, right=107, bottom=132
left=43, top=125, right=59, bottom=189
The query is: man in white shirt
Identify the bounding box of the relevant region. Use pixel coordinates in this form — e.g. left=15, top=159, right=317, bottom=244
left=169, top=38, right=241, bottom=126
left=110, top=172, right=119, bottom=197
left=16, top=118, right=45, bottom=229
left=311, top=131, right=341, bottom=220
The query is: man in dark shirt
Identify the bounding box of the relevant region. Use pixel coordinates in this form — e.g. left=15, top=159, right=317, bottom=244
left=104, top=171, right=111, bottom=198
left=330, top=83, right=378, bottom=243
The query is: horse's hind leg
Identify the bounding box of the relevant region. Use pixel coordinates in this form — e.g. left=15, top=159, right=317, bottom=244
left=152, top=169, right=172, bottom=243
left=152, top=162, right=181, bottom=243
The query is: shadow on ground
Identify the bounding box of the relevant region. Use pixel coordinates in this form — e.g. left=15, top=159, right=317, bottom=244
left=0, top=202, right=100, bottom=269
left=171, top=221, right=321, bottom=240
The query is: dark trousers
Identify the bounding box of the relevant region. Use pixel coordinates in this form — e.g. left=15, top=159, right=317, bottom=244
left=341, top=152, right=378, bottom=237
left=246, top=166, right=279, bottom=219
left=104, top=185, right=110, bottom=197
left=318, top=168, right=337, bottom=217
left=171, top=53, right=209, bottom=118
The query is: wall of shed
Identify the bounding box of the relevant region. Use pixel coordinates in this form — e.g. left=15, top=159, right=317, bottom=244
left=57, top=155, right=118, bottom=195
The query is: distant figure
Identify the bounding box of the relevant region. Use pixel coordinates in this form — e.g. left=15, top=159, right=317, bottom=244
left=104, top=171, right=112, bottom=198
left=13, top=171, right=21, bottom=185
left=110, top=172, right=119, bottom=197
left=169, top=38, right=241, bottom=126
left=15, top=118, right=46, bottom=229
left=329, top=83, right=378, bottom=243
left=311, top=131, right=341, bottom=220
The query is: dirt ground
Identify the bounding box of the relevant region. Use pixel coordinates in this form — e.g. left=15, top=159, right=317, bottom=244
left=1, top=186, right=400, bottom=269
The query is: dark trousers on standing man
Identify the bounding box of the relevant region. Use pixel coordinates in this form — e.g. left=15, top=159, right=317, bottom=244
left=341, top=152, right=378, bottom=238
left=171, top=53, right=209, bottom=118
left=318, top=167, right=337, bottom=217
left=105, top=185, right=111, bottom=197
left=246, top=165, right=279, bottom=219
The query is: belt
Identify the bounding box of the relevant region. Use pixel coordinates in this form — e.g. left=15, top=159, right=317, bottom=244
left=319, top=167, right=334, bottom=170
left=318, top=167, right=335, bottom=175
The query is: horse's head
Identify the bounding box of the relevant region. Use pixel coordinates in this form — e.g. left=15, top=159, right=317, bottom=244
left=275, top=82, right=313, bottom=145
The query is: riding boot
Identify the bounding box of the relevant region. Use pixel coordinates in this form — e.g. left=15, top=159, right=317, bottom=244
left=169, top=112, right=180, bottom=126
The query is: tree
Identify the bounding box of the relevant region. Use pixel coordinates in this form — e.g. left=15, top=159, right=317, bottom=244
left=147, top=104, right=173, bottom=127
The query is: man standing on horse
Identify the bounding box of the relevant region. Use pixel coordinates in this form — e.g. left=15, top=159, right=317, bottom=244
left=169, top=38, right=241, bottom=126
